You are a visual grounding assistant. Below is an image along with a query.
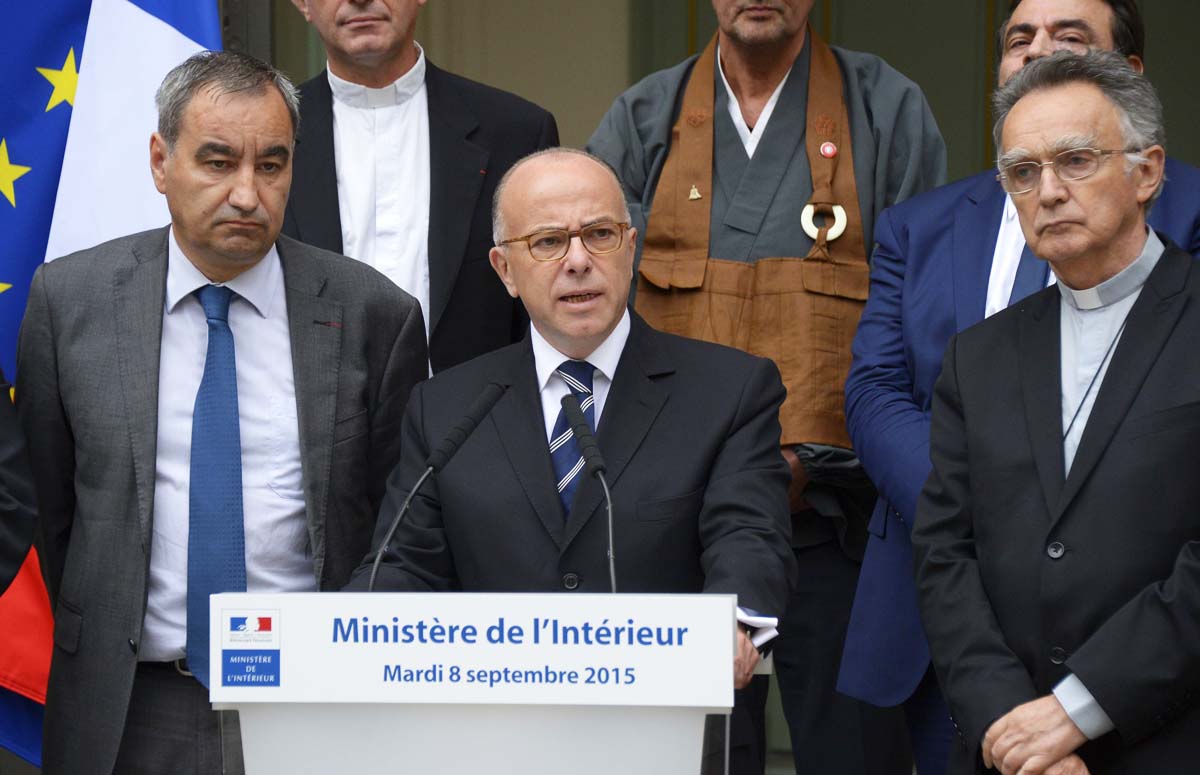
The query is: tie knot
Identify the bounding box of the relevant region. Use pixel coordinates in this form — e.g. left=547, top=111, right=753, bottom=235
left=556, top=360, right=594, bottom=395
left=197, top=284, right=234, bottom=322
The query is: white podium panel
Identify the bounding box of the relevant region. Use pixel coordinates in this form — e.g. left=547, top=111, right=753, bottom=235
left=210, top=592, right=735, bottom=775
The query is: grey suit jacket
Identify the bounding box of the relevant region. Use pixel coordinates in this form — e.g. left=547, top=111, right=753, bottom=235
left=17, top=227, right=427, bottom=775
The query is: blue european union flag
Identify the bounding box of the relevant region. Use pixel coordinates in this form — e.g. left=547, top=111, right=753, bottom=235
left=0, top=3, right=90, bottom=379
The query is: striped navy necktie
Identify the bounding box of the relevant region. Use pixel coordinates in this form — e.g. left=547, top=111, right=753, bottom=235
left=549, top=360, right=596, bottom=517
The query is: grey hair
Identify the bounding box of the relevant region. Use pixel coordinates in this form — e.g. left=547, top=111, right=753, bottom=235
left=992, top=50, right=1165, bottom=204
left=491, top=147, right=632, bottom=246
left=156, top=51, right=301, bottom=149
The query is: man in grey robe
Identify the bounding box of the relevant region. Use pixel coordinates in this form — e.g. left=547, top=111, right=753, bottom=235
left=588, top=1, right=945, bottom=773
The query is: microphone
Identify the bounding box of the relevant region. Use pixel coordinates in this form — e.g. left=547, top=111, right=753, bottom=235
left=368, top=383, right=508, bottom=591
left=560, top=393, right=617, bottom=593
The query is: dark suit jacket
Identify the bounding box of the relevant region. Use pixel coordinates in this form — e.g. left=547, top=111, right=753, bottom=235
left=17, top=227, right=427, bottom=775
left=350, top=315, right=797, bottom=616
left=912, top=242, right=1200, bottom=774
left=0, top=368, right=35, bottom=596
left=838, top=160, right=1200, bottom=708
left=282, top=62, right=559, bottom=373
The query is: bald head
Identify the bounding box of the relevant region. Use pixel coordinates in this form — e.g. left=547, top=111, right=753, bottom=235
left=491, top=148, right=630, bottom=246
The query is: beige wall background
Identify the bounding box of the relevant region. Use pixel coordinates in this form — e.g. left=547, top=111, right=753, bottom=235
left=414, top=0, right=632, bottom=149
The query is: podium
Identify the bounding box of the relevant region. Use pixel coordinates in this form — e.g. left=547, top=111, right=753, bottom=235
left=210, top=592, right=735, bottom=774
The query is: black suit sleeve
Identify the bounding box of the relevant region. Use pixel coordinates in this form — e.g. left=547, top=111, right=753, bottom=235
left=696, top=358, right=797, bottom=616
left=346, top=379, right=455, bottom=592
left=912, top=335, right=1040, bottom=758
left=367, top=296, right=429, bottom=522
left=1065, top=514, right=1200, bottom=744
left=0, top=368, right=35, bottom=597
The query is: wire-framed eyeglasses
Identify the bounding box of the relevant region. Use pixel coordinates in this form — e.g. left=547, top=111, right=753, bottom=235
left=997, top=147, right=1131, bottom=195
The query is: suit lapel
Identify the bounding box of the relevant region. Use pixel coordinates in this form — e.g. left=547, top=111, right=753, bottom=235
left=289, top=74, right=344, bottom=253
left=563, top=319, right=672, bottom=549
left=1053, top=246, right=1191, bottom=521
left=952, top=173, right=1006, bottom=331
left=114, top=229, right=169, bottom=548
left=490, top=341, right=567, bottom=548
left=425, top=62, right=489, bottom=336
left=1017, top=290, right=1065, bottom=519
left=279, top=238, right=343, bottom=584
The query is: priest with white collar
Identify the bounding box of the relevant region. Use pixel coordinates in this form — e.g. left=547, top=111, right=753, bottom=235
left=284, top=0, right=559, bottom=373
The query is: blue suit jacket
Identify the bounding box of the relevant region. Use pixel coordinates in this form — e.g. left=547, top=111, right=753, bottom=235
left=836, top=158, right=1200, bottom=707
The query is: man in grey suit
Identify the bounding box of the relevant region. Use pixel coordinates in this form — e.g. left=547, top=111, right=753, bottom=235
left=17, top=52, right=427, bottom=775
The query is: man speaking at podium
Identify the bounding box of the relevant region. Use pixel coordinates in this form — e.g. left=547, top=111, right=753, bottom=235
left=351, top=148, right=797, bottom=696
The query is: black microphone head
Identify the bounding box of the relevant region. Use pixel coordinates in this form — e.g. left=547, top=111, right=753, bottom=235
left=560, top=392, right=607, bottom=475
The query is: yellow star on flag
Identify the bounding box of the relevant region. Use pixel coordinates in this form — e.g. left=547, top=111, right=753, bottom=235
left=37, top=48, right=79, bottom=112
left=0, top=284, right=11, bottom=294
left=0, top=139, right=32, bottom=208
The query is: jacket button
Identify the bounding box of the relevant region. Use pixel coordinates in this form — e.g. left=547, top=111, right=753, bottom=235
left=1050, top=646, right=1067, bottom=664
left=562, top=572, right=580, bottom=590
left=1047, top=541, right=1066, bottom=559
left=128, top=639, right=138, bottom=654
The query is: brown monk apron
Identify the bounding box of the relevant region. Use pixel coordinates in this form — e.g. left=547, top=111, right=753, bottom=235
left=636, top=27, right=869, bottom=450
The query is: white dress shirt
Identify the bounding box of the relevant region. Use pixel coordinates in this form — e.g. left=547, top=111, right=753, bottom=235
left=1049, top=228, right=1164, bottom=740
left=530, top=312, right=630, bottom=440
left=984, top=195, right=1057, bottom=318
left=717, top=44, right=791, bottom=159
left=329, top=47, right=431, bottom=338
left=528, top=313, right=778, bottom=646
left=141, top=231, right=314, bottom=661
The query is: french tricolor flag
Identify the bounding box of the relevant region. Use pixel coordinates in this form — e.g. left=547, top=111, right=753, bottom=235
left=45, top=0, right=221, bottom=262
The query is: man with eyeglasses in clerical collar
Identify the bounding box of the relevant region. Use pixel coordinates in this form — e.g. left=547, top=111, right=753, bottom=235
left=839, top=4, right=1200, bottom=773
left=912, top=49, right=1200, bottom=775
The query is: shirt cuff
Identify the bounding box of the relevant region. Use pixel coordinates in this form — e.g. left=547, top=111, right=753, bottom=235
left=1053, top=673, right=1115, bottom=740
left=736, top=607, right=778, bottom=649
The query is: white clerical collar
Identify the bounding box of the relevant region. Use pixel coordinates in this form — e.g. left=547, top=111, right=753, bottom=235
left=327, top=43, right=426, bottom=109
left=1057, top=228, right=1163, bottom=311
left=165, top=227, right=283, bottom=320
left=531, top=309, right=631, bottom=391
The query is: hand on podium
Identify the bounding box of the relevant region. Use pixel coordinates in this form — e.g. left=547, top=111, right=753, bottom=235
left=734, top=628, right=760, bottom=689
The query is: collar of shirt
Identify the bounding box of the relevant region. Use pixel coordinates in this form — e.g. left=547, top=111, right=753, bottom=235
left=327, top=43, right=427, bottom=109
left=166, top=227, right=283, bottom=320
left=530, top=310, right=631, bottom=437
left=1057, top=228, right=1163, bottom=311
left=716, top=43, right=791, bottom=159
left=531, top=309, right=630, bottom=394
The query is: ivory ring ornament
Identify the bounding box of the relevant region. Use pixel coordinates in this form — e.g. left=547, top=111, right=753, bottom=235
left=801, top=204, right=847, bottom=241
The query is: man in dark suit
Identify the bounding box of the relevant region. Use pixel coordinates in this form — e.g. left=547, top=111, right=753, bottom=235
left=838, top=3, right=1200, bottom=772
left=353, top=148, right=795, bottom=701
left=284, top=0, right=559, bottom=372
left=913, top=50, right=1198, bottom=775
left=18, top=52, right=426, bottom=775
left=0, top=368, right=35, bottom=597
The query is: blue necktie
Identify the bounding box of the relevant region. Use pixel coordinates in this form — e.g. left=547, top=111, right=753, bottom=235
left=1008, top=243, right=1049, bottom=306
left=549, top=360, right=596, bottom=517
left=186, top=285, right=247, bottom=689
